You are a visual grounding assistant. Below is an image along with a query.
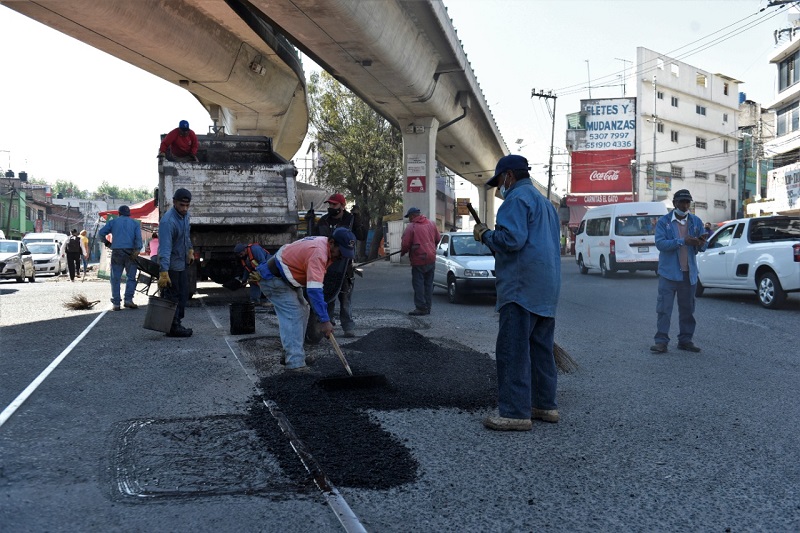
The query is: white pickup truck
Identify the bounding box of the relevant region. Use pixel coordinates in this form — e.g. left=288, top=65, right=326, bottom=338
left=696, top=216, right=800, bottom=309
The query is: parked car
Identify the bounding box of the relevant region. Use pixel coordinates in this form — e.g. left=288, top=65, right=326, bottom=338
left=433, top=232, right=495, bottom=303
left=696, top=216, right=800, bottom=309
left=26, top=242, right=67, bottom=276
left=0, top=239, right=36, bottom=283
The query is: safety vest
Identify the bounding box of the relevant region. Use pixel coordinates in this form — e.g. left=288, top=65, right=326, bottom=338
left=239, top=245, right=258, bottom=273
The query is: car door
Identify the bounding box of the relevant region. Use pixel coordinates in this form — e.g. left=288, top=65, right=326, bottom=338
left=434, top=234, right=449, bottom=287
left=698, top=223, right=736, bottom=285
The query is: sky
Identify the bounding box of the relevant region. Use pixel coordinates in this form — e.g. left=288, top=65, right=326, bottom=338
left=0, top=0, right=793, bottom=197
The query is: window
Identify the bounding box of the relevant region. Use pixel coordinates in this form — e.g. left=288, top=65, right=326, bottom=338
left=694, top=201, right=708, bottom=209
left=695, top=171, right=708, bottom=180
left=696, top=137, right=706, bottom=149
left=671, top=130, right=679, bottom=142
left=671, top=165, right=683, bottom=179
left=714, top=200, right=727, bottom=208
left=723, top=140, right=729, bottom=153
left=657, top=58, right=664, bottom=70
left=724, top=82, right=729, bottom=96
left=25, top=207, right=32, bottom=221
left=696, top=73, right=707, bottom=87
left=587, top=217, right=611, bottom=237
left=657, top=91, right=664, bottom=100
left=715, top=174, right=727, bottom=183
left=37, top=209, right=44, bottom=220
left=696, top=105, right=706, bottom=116
left=776, top=101, right=800, bottom=136
left=671, top=96, right=679, bottom=107
left=779, top=50, right=800, bottom=92
left=723, top=113, right=728, bottom=122
left=731, top=173, right=736, bottom=189
left=671, top=64, right=680, bottom=77
left=657, top=123, right=664, bottom=133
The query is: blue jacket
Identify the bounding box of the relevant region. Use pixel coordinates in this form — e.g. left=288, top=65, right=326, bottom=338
left=158, top=207, right=192, bottom=272
left=98, top=215, right=142, bottom=250
left=482, top=178, right=561, bottom=317
left=655, top=211, right=707, bottom=284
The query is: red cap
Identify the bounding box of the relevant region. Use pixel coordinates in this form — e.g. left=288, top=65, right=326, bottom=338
left=325, top=193, right=347, bottom=205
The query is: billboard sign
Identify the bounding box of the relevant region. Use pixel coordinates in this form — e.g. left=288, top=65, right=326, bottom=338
left=571, top=150, right=634, bottom=193
left=576, top=98, right=636, bottom=152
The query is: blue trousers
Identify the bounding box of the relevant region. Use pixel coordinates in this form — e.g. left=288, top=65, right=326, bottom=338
left=411, top=264, right=435, bottom=311
left=496, top=303, right=558, bottom=419
left=654, top=272, right=696, bottom=345
left=110, top=249, right=138, bottom=305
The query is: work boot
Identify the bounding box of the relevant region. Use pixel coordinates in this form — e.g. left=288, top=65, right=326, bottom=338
left=408, top=308, right=429, bottom=316
left=124, top=301, right=139, bottom=309
left=482, top=416, right=532, bottom=431
left=284, top=366, right=311, bottom=374
left=166, top=325, right=193, bottom=338
left=112, top=305, right=121, bottom=311
left=678, top=342, right=701, bottom=352
left=343, top=329, right=357, bottom=338
left=650, top=343, right=668, bottom=353
left=532, top=408, right=560, bottom=423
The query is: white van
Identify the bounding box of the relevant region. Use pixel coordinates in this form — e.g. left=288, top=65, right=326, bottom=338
left=22, top=232, right=69, bottom=256
left=574, top=201, right=668, bottom=277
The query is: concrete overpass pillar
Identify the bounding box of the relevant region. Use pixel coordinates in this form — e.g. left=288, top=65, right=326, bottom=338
left=401, top=117, right=440, bottom=229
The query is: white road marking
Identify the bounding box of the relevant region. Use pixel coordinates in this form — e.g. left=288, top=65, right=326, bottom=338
left=0, top=310, right=108, bottom=429
left=726, top=316, right=769, bottom=330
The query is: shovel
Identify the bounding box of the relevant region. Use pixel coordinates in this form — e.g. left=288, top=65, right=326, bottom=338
left=316, top=333, right=388, bottom=391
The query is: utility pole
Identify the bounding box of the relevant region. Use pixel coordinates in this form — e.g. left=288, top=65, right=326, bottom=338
left=532, top=88, right=558, bottom=202
left=651, top=75, right=659, bottom=201
left=585, top=60, right=592, bottom=98
left=755, top=118, right=763, bottom=200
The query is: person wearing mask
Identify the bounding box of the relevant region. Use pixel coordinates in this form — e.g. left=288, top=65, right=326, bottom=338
left=98, top=206, right=143, bottom=310
left=650, top=189, right=708, bottom=354
left=308, top=193, right=366, bottom=337
left=157, top=188, right=194, bottom=337
left=158, top=120, right=199, bottom=162
left=400, top=207, right=440, bottom=316
left=473, top=154, right=561, bottom=431
left=65, top=229, right=83, bottom=281
left=249, top=228, right=356, bottom=373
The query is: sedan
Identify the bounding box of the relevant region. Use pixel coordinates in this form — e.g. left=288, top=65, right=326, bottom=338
left=0, top=239, right=36, bottom=283
left=26, top=242, right=67, bottom=276
left=433, top=231, right=495, bottom=303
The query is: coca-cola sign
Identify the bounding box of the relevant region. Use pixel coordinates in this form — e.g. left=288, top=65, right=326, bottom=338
left=571, top=149, right=633, bottom=193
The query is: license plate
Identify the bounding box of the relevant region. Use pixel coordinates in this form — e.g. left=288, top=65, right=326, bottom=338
left=638, top=246, right=649, bottom=253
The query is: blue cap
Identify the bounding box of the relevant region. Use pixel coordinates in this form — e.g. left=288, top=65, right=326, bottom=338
left=486, top=154, right=530, bottom=188
left=118, top=205, right=131, bottom=216
left=404, top=207, right=421, bottom=218
left=331, top=227, right=356, bottom=259
left=234, top=243, right=247, bottom=254
left=179, top=120, right=189, bottom=131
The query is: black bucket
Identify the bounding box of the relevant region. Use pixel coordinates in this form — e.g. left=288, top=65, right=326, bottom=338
left=230, top=302, right=255, bottom=335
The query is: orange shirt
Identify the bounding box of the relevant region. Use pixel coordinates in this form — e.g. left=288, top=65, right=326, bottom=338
left=275, top=237, right=331, bottom=289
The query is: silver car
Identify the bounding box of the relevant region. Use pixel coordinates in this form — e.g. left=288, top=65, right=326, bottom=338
left=0, top=239, right=36, bottom=283
left=433, top=231, right=495, bottom=303
left=27, top=242, right=67, bottom=276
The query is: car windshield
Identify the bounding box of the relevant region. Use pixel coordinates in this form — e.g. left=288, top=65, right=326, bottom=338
left=450, top=236, right=492, bottom=256
left=615, top=215, right=657, bottom=236
left=0, top=241, right=20, bottom=253
left=27, top=243, right=58, bottom=254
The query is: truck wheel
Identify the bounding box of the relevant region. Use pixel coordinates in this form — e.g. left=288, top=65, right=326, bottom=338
left=447, top=274, right=462, bottom=304
left=600, top=256, right=612, bottom=278
left=757, top=271, right=786, bottom=309
left=695, top=280, right=705, bottom=297
left=578, top=255, right=589, bottom=275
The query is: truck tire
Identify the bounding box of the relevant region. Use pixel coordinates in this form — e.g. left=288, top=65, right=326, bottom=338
left=578, top=255, right=589, bottom=275
left=695, top=280, right=705, bottom=297
left=757, top=271, right=787, bottom=309
left=600, top=256, right=612, bottom=278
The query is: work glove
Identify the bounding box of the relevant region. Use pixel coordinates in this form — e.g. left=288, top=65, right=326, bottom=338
left=103, top=238, right=112, bottom=248
left=473, top=223, right=489, bottom=242
left=248, top=270, right=262, bottom=284
left=158, top=271, right=172, bottom=289
left=187, top=248, right=195, bottom=265
left=131, top=250, right=140, bottom=259
left=157, top=152, right=166, bottom=159
left=251, top=259, right=259, bottom=269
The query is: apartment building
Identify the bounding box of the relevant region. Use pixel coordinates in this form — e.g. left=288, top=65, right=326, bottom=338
left=635, top=47, right=741, bottom=223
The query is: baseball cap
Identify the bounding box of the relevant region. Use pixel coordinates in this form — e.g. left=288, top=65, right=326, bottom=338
left=673, top=189, right=693, bottom=202
left=234, top=243, right=247, bottom=254
left=173, top=188, right=192, bottom=202
left=331, top=227, right=356, bottom=258
left=325, top=193, right=347, bottom=205
left=404, top=207, right=421, bottom=218
left=179, top=120, right=190, bottom=131
left=486, top=154, right=530, bottom=188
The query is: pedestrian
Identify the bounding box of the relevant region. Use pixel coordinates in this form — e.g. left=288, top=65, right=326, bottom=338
left=650, top=189, right=708, bottom=354
left=234, top=242, right=270, bottom=305
left=400, top=207, right=440, bottom=316
left=704, top=222, right=714, bottom=240
left=249, top=227, right=356, bottom=373
left=473, top=154, right=561, bottom=432
left=65, top=229, right=82, bottom=281
left=98, top=206, right=142, bottom=310
left=157, top=188, right=194, bottom=337
left=308, top=193, right=367, bottom=337
left=157, top=120, right=199, bottom=162
left=146, top=231, right=159, bottom=262
left=79, top=229, right=90, bottom=275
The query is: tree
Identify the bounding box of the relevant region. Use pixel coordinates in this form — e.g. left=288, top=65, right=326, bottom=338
left=308, top=71, right=403, bottom=259
left=53, top=180, right=89, bottom=199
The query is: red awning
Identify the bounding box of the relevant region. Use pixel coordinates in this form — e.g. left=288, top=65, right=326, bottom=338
left=99, top=198, right=158, bottom=225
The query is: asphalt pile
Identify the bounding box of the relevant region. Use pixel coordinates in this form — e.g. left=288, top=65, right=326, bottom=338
left=247, top=327, right=497, bottom=490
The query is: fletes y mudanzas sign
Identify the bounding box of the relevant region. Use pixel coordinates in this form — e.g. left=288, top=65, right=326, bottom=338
left=571, top=97, right=636, bottom=194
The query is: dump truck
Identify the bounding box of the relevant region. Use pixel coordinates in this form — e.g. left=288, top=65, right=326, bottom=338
left=157, top=135, right=299, bottom=293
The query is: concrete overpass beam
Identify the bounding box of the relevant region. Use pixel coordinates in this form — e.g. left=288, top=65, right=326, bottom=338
left=401, top=116, right=439, bottom=228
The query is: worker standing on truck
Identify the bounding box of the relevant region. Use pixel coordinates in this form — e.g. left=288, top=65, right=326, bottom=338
left=158, top=120, right=199, bottom=162
left=157, top=188, right=194, bottom=338
left=249, top=228, right=356, bottom=373
left=308, top=193, right=366, bottom=337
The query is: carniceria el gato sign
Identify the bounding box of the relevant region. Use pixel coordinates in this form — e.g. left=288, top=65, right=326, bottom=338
left=570, top=97, right=636, bottom=195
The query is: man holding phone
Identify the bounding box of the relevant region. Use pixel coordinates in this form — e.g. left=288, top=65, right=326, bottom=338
left=650, top=189, right=708, bottom=354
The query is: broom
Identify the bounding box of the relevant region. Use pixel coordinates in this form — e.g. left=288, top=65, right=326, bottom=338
left=63, top=294, right=101, bottom=310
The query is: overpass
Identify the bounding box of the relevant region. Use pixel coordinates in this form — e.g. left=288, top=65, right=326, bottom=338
left=1, top=0, right=531, bottom=223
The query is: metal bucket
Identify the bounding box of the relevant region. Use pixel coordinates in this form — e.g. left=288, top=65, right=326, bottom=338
left=230, top=302, right=255, bottom=335
left=143, top=296, right=177, bottom=333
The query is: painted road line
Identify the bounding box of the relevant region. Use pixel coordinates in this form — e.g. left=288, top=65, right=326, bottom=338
left=0, top=311, right=108, bottom=429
